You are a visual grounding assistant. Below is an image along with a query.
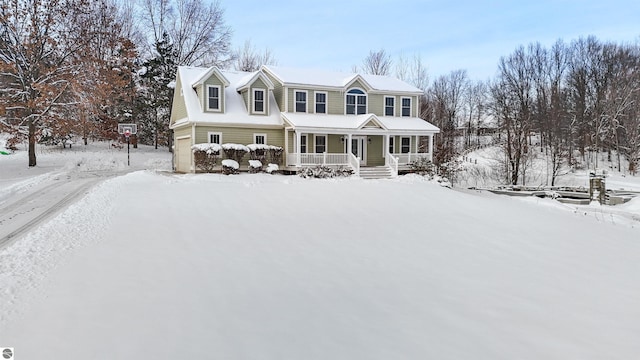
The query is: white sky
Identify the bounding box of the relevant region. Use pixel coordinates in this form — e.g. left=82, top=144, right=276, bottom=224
left=224, top=0, right=640, bottom=80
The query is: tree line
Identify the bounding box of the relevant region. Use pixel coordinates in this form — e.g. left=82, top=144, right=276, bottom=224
left=358, top=37, right=640, bottom=183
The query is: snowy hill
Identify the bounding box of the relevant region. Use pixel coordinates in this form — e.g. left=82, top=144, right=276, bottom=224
left=1, top=168, right=639, bottom=359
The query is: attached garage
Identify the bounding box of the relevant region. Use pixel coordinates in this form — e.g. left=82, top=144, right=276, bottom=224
left=176, top=137, right=192, bottom=173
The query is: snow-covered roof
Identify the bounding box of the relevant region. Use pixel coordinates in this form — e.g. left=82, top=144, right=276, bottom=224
left=176, top=66, right=283, bottom=127
left=263, top=65, right=423, bottom=94
left=236, top=71, right=275, bottom=92
left=282, top=113, right=439, bottom=134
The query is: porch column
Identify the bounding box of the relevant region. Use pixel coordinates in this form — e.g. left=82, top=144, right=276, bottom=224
left=384, top=135, right=390, bottom=157
left=284, top=129, right=289, bottom=165
left=295, top=130, right=301, bottom=166
left=347, top=133, right=353, bottom=155
left=429, top=134, right=434, bottom=162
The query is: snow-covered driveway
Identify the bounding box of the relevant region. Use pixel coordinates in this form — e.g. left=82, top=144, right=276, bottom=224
left=1, top=170, right=639, bottom=360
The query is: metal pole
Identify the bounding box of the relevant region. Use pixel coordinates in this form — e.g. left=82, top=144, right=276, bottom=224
left=127, top=136, right=130, bottom=166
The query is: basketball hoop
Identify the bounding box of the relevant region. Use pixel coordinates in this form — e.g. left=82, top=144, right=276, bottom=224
left=117, top=123, right=138, bottom=166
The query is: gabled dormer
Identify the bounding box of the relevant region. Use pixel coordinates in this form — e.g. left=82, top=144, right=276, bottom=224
left=236, top=71, right=275, bottom=116
left=191, top=67, right=230, bottom=113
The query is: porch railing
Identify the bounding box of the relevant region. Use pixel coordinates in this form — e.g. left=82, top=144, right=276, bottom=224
left=347, top=153, right=360, bottom=177
left=394, top=153, right=431, bottom=165
left=385, top=151, right=398, bottom=177
left=287, top=153, right=359, bottom=175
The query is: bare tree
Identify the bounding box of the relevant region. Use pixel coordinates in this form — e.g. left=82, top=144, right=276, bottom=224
left=362, top=49, right=392, bottom=75
left=139, top=0, right=232, bottom=67
left=233, top=40, right=278, bottom=72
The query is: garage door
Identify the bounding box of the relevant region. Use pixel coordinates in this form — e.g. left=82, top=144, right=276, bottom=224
left=176, top=137, right=192, bottom=173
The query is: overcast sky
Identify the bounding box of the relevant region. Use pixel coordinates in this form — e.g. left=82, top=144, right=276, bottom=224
left=224, top=0, right=640, bottom=80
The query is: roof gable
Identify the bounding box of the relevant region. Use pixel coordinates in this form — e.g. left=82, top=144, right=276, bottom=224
left=358, top=115, right=387, bottom=130
left=236, top=71, right=275, bottom=92
left=190, top=66, right=230, bottom=88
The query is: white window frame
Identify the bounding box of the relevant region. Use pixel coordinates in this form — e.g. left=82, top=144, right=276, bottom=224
left=208, top=132, right=222, bottom=144
left=294, top=90, right=308, bottom=113
left=384, top=96, right=395, bottom=117
left=401, top=97, right=412, bottom=117
left=300, top=134, right=308, bottom=153
left=206, top=85, right=221, bottom=111
left=253, top=88, right=266, bottom=114
left=388, top=136, right=395, bottom=153
left=345, top=88, right=367, bottom=115
left=401, top=136, right=411, bottom=153
left=315, top=91, right=328, bottom=114
left=314, top=134, right=327, bottom=153
left=254, top=133, right=267, bottom=145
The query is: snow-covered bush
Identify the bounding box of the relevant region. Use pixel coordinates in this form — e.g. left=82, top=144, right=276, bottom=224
left=247, top=144, right=283, bottom=165
left=248, top=160, right=262, bottom=173
left=409, top=157, right=436, bottom=176
left=192, top=143, right=221, bottom=173
left=299, top=165, right=353, bottom=179
left=221, top=159, right=239, bottom=175
left=266, top=163, right=279, bottom=174
left=222, top=143, right=249, bottom=163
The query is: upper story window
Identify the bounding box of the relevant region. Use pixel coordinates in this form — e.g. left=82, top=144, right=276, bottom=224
left=385, top=96, right=395, bottom=116
left=207, top=85, right=220, bottom=111
left=346, top=89, right=366, bottom=115
left=253, top=89, right=265, bottom=113
left=295, top=90, right=307, bottom=113
left=401, top=97, right=411, bottom=117
left=315, top=92, right=327, bottom=114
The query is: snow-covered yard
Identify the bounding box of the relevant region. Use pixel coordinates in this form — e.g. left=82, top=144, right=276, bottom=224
left=1, top=166, right=639, bottom=359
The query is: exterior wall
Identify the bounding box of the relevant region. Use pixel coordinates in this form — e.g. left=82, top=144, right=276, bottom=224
left=264, top=72, right=284, bottom=111
left=170, top=75, right=187, bottom=124
left=368, top=94, right=384, bottom=117
left=174, top=125, right=192, bottom=140
left=203, top=75, right=226, bottom=113
left=327, top=134, right=343, bottom=153
left=194, top=126, right=284, bottom=147
left=327, top=90, right=344, bottom=114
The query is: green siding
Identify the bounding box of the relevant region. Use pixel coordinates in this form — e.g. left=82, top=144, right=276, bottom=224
left=368, top=93, right=384, bottom=117
left=328, top=134, right=343, bottom=153
left=265, top=72, right=284, bottom=111
left=367, top=136, right=385, bottom=166
left=347, top=79, right=367, bottom=91
left=203, top=75, right=226, bottom=113
left=195, top=126, right=284, bottom=147
left=327, top=90, right=343, bottom=114
left=170, top=75, right=187, bottom=124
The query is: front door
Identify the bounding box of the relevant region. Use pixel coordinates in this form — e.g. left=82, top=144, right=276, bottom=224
left=349, top=136, right=367, bottom=165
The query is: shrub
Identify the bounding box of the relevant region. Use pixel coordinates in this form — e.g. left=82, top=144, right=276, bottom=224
left=266, top=163, right=279, bottom=174
left=409, top=157, right=435, bottom=176
left=247, top=144, right=284, bottom=165
left=222, top=143, right=249, bottom=163
left=221, top=159, right=239, bottom=175
left=192, top=143, right=221, bottom=173
left=248, top=160, right=262, bottom=173
left=299, top=165, right=353, bottom=179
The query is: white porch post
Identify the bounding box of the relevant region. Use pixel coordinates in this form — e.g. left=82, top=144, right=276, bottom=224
left=429, top=134, right=434, bottom=162
left=284, top=129, right=289, bottom=165
left=347, top=133, right=353, bottom=154
left=295, top=130, right=301, bottom=166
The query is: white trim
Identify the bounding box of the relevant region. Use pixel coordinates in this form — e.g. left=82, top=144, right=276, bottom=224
left=384, top=95, right=395, bottom=117
left=345, top=135, right=367, bottom=166
left=253, top=133, right=267, bottom=145
left=252, top=88, right=266, bottom=114
left=401, top=96, right=412, bottom=117
left=284, top=87, right=289, bottom=113
left=345, top=87, right=367, bottom=115
left=206, top=85, right=221, bottom=112
left=314, top=134, right=327, bottom=153
left=314, top=91, right=328, bottom=114
left=207, top=131, right=222, bottom=144
left=294, top=89, right=308, bottom=113
left=191, top=66, right=230, bottom=88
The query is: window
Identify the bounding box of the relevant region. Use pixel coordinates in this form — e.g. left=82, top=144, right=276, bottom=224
left=254, top=133, right=266, bottom=145
left=208, top=132, right=222, bottom=144
left=207, top=85, right=220, bottom=111
left=401, top=97, right=411, bottom=117
left=401, top=137, right=411, bottom=153
left=346, top=89, right=366, bottom=115
left=300, top=135, right=307, bottom=153
left=315, top=92, right=327, bottom=114
left=295, top=90, right=307, bottom=113
left=384, top=96, right=395, bottom=116
left=253, top=89, right=265, bottom=113
left=315, top=135, right=326, bottom=153
left=388, top=136, right=394, bottom=153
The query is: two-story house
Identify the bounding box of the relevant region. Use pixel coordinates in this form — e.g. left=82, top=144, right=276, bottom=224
left=170, top=65, right=439, bottom=176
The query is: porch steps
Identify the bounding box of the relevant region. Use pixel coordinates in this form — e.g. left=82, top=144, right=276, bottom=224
left=359, top=166, right=395, bottom=179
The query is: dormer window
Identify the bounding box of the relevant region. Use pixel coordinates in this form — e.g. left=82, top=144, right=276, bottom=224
left=295, top=90, right=307, bottom=113
left=346, top=89, right=366, bottom=115
left=207, top=85, right=220, bottom=111
left=401, top=97, right=411, bottom=117
left=253, top=89, right=265, bottom=113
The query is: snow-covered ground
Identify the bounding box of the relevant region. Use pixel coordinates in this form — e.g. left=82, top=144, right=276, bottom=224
left=0, top=162, right=639, bottom=359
